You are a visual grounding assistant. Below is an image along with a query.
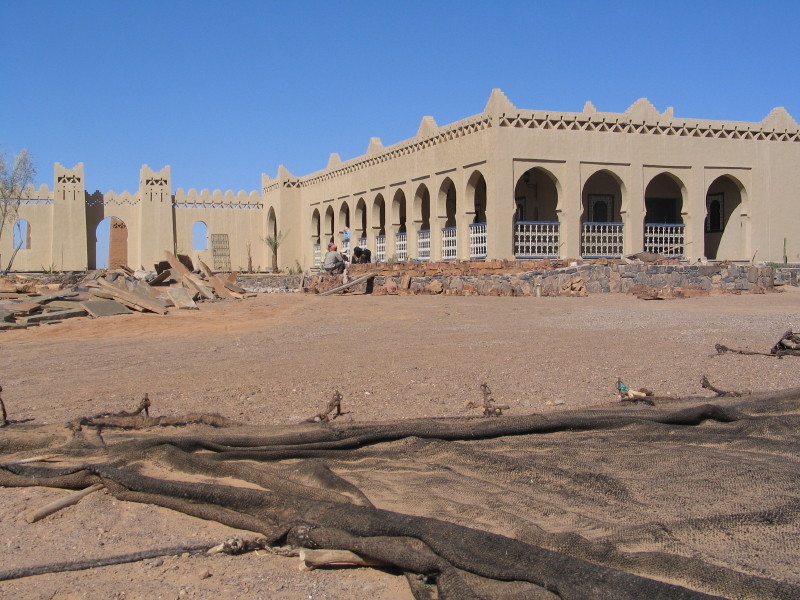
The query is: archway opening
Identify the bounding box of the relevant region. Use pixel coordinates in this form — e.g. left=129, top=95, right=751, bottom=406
left=94, top=216, right=128, bottom=269
left=438, top=179, right=457, bottom=260
left=644, top=173, right=685, bottom=257
left=355, top=198, right=368, bottom=249
left=581, top=170, right=624, bottom=258
left=467, top=172, right=487, bottom=259
left=413, top=184, right=431, bottom=260
left=372, top=195, right=386, bottom=261
left=705, top=175, right=745, bottom=260
left=513, top=167, right=560, bottom=258
left=192, top=221, right=208, bottom=251
left=391, top=189, right=408, bottom=261
left=13, top=219, right=31, bottom=250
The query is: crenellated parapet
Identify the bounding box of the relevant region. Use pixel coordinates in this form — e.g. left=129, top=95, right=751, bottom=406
left=85, top=190, right=140, bottom=207
left=18, top=184, right=54, bottom=206
left=497, top=96, right=800, bottom=141
left=173, top=188, right=263, bottom=209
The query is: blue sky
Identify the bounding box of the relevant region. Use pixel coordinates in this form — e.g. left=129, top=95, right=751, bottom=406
left=2, top=0, right=799, bottom=195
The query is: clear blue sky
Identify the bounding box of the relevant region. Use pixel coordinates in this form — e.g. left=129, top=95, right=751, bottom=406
left=3, top=0, right=798, bottom=194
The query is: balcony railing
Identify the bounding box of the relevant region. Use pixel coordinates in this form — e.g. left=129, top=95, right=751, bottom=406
left=581, top=222, right=624, bottom=258
left=514, top=221, right=560, bottom=258
left=644, top=223, right=685, bottom=257
left=313, top=242, right=321, bottom=268
left=442, top=226, right=457, bottom=260
left=376, top=235, right=386, bottom=262
left=341, top=237, right=351, bottom=257
left=417, top=230, right=431, bottom=261
left=358, top=235, right=367, bottom=250
left=395, top=232, right=408, bottom=261
left=469, top=223, right=487, bottom=259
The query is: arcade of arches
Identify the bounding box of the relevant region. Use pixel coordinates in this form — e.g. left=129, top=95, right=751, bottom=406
left=308, top=168, right=747, bottom=265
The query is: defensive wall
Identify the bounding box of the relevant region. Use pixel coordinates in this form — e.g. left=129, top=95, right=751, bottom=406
left=3, top=90, right=799, bottom=273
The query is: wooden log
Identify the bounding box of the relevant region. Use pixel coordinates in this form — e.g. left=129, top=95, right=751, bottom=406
left=1, top=454, right=63, bottom=467
left=317, top=273, right=376, bottom=296
left=26, top=483, right=104, bottom=523
left=299, top=549, right=385, bottom=570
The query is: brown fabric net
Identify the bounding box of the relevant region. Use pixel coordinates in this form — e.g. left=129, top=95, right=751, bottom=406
left=2, top=388, right=799, bottom=599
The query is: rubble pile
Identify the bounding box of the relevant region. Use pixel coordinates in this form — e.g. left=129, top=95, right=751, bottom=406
left=0, top=252, right=249, bottom=331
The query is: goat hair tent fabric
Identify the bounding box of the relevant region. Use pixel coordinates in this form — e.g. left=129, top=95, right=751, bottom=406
left=1, top=388, right=799, bottom=599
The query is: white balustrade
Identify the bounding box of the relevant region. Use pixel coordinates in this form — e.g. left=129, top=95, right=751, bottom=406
left=581, top=222, right=624, bottom=258
left=514, top=221, right=560, bottom=258
left=395, top=232, right=408, bottom=261
left=442, top=227, right=457, bottom=260
left=376, top=235, right=386, bottom=262
left=644, top=223, right=685, bottom=257
left=341, top=237, right=351, bottom=258
left=417, top=230, right=431, bottom=261
left=469, top=223, right=487, bottom=259
left=358, top=235, right=367, bottom=250
left=313, top=242, right=321, bottom=268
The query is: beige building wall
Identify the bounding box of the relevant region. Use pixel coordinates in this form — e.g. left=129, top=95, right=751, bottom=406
left=5, top=90, right=799, bottom=272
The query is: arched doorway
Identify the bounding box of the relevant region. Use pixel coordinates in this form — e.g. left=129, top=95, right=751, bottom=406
left=391, top=189, right=407, bottom=261
left=581, top=170, right=624, bottom=258
left=372, top=194, right=386, bottom=261
left=267, top=207, right=279, bottom=273
left=354, top=198, right=368, bottom=251
left=94, top=216, right=128, bottom=269
left=514, top=167, right=560, bottom=258
left=467, top=171, right=487, bottom=259
left=311, top=209, right=321, bottom=267
left=413, top=184, right=431, bottom=260
left=324, top=206, right=335, bottom=245
left=192, top=221, right=208, bottom=251
left=644, top=173, right=685, bottom=257
left=705, top=175, right=746, bottom=260
left=437, top=178, right=457, bottom=260
left=338, top=202, right=351, bottom=256
left=12, top=219, right=30, bottom=250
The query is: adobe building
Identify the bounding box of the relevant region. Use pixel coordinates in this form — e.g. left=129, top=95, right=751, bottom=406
left=3, top=90, right=798, bottom=272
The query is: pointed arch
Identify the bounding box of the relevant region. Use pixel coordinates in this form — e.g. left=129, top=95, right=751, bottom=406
left=644, top=172, right=686, bottom=257
left=581, top=169, right=626, bottom=258
left=192, top=221, right=208, bottom=251
left=513, top=167, right=561, bottom=258
left=705, top=174, right=747, bottom=260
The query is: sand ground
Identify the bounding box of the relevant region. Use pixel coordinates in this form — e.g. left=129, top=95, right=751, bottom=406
left=1, top=288, right=798, bottom=599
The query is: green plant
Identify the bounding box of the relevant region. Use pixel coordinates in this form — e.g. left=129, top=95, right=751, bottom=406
left=262, top=230, right=287, bottom=273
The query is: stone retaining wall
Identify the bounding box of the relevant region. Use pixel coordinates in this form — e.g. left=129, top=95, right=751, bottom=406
left=237, top=261, right=776, bottom=296
left=775, top=267, right=800, bottom=286
left=356, top=261, right=774, bottom=297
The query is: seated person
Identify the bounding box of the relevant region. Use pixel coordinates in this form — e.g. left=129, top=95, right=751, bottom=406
left=322, top=244, right=346, bottom=274
left=352, top=246, right=372, bottom=263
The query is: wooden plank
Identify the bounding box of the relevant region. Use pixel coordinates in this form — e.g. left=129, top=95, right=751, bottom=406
left=95, top=279, right=168, bottom=314
left=29, top=289, right=80, bottom=304
left=317, top=273, right=376, bottom=296
left=198, top=260, right=235, bottom=299
left=79, top=299, right=133, bottom=317
left=0, top=322, right=36, bottom=330
left=164, top=250, right=192, bottom=277
left=147, top=269, right=171, bottom=286
left=0, top=301, right=41, bottom=315
left=19, top=308, right=88, bottom=323
left=166, top=287, right=199, bottom=310
left=222, top=279, right=246, bottom=294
